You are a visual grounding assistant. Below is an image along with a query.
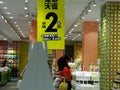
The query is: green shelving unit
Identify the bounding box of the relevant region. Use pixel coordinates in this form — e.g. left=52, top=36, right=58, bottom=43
left=0, top=41, right=19, bottom=82
left=99, top=1, right=120, bottom=90
left=0, top=71, right=7, bottom=86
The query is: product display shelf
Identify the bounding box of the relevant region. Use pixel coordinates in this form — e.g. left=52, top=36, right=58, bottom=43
left=99, top=1, right=120, bottom=90
left=0, top=41, right=8, bottom=66
left=0, top=71, right=7, bottom=86
left=0, top=68, right=12, bottom=86
left=111, top=72, right=120, bottom=90
left=0, top=41, right=19, bottom=79
left=71, top=71, right=100, bottom=90
left=7, top=42, right=19, bottom=78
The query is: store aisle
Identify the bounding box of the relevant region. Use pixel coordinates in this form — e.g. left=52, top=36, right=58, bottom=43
left=0, top=81, right=18, bottom=90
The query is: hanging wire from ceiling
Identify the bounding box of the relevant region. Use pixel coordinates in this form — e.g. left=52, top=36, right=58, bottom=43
left=65, top=0, right=96, bottom=41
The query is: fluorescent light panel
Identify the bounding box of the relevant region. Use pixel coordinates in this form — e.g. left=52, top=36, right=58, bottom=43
left=0, top=1, right=3, bottom=4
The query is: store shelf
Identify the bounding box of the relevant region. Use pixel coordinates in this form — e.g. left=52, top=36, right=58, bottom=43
left=0, top=70, right=9, bottom=86
left=72, top=80, right=99, bottom=90
left=111, top=87, right=118, bottom=90
left=114, top=80, right=120, bottom=84
left=0, top=41, right=19, bottom=78
left=0, top=67, right=12, bottom=86
left=71, top=71, right=100, bottom=90
left=99, top=1, right=120, bottom=90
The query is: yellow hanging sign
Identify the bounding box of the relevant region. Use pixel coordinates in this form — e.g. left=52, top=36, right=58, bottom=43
left=37, top=0, right=65, bottom=49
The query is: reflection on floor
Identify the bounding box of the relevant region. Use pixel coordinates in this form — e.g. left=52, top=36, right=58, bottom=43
left=0, top=81, right=18, bottom=90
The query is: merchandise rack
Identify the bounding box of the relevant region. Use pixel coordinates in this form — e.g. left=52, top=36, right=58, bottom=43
left=7, top=42, right=19, bottom=77
left=0, top=41, right=8, bottom=66
left=71, top=71, right=100, bottom=90
left=99, top=1, right=120, bottom=90
left=0, top=71, right=7, bottom=86
left=0, top=41, right=19, bottom=78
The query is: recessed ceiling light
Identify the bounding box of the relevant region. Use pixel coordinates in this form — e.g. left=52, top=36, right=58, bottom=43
left=4, top=38, right=7, bottom=40
left=15, top=25, right=19, bottom=27
left=25, top=14, right=28, bottom=17
left=25, top=0, right=28, bottom=3
left=97, top=19, right=99, bottom=21
left=1, top=15, right=4, bottom=19
left=3, top=7, right=8, bottom=9
left=69, top=31, right=72, bottom=34
left=17, top=27, right=21, bottom=30
left=78, top=34, right=81, bottom=36
left=24, top=7, right=28, bottom=10
left=6, top=12, right=11, bottom=14
left=71, top=28, right=74, bottom=31
left=28, top=22, right=31, bottom=24
left=4, top=20, right=7, bottom=23
left=0, top=1, right=4, bottom=4
left=93, top=0, right=96, bottom=7
left=9, top=16, right=13, bottom=19
left=14, top=22, right=17, bottom=24
left=93, top=4, right=96, bottom=7
left=74, top=24, right=77, bottom=27
left=88, top=9, right=92, bottom=12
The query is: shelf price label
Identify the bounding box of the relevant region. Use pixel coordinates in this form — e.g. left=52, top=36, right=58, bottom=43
left=37, top=0, right=65, bottom=49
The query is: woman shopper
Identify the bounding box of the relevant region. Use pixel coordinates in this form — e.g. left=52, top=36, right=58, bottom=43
left=55, top=55, right=72, bottom=90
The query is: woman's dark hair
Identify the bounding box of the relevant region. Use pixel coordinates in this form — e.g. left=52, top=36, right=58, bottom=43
left=57, top=55, right=71, bottom=71
left=2, top=59, right=7, bottom=67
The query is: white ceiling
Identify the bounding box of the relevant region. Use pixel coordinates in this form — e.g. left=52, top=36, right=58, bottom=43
left=0, top=0, right=119, bottom=42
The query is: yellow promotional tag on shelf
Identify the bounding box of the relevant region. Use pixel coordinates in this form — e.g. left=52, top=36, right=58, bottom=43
left=37, top=0, right=65, bottom=49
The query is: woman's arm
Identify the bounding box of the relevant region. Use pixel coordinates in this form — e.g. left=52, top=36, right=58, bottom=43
left=54, top=71, right=61, bottom=75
